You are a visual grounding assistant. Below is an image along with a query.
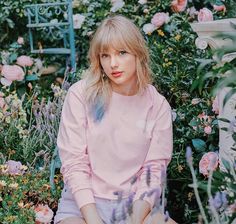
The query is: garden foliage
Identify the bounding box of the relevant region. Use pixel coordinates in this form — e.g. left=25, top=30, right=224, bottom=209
left=0, top=0, right=236, bottom=223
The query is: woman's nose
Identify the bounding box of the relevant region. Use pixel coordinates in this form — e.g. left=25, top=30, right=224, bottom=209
left=110, top=55, right=118, bottom=68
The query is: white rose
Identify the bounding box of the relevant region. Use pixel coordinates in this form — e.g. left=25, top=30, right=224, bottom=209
left=73, top=14, right=85, bottom=29
left=138, top=0, right=147, bottom=4
left=142, top=23, right=155, bottom=35
left=111, top=0, right=125, bottom=12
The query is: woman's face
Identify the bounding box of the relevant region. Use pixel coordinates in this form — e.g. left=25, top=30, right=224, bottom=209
left=99, top=47, right=138, bottom=95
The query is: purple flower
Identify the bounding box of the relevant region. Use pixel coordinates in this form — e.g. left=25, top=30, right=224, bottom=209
left=130, top=175, right=138, bottom=185
left=146, top=165, right=151, bottom=187
left=186, top=146, right=193, bottom=165
left=121, top=203, right=127, bottom=221
left=113, top=190, right=123, bottom=203
left=139, top=191, right=147, bottom=200
left=209, top=191, right=228, bottom=211
left=5, top=160, right=25, bottom=175
left=126, top=192, right=135, bottom=216
left=161, top=166, right=167, bottom=185
left=152, top=188, right=161, bottom=210
left=110, top=208, right=116, bottom=224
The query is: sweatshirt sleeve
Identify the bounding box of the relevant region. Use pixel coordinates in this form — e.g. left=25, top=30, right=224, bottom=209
left=57, top=82, right=95, bottom=209
left=133, top=97, right=173, bottom=208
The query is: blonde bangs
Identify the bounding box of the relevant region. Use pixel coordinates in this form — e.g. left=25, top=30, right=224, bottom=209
left=95, top=25, right=132, bottom=55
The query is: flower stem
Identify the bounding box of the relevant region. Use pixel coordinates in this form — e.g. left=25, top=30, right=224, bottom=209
left=207, top=170, right=220, bottom=224
left=189, top=163, right=209, bottom=224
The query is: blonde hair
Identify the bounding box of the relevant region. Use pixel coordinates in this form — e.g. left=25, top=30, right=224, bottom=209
left=83, top=15, right=152, bottom=121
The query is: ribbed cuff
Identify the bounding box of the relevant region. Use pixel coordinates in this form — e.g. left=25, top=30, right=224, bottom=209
left=73, top=189, right=95, bottom=209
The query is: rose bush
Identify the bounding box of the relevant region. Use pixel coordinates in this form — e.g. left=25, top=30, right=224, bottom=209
left=1, top=0, right=236, bottom=223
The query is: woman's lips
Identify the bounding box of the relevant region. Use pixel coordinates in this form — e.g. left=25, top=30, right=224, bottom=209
left=111, top=72, right=122, bottom=77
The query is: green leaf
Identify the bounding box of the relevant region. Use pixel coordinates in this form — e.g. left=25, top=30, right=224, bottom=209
left=6, top=18, right=14, bottom=28
left=189, top=119, right=199, bottom=127
left=223, top=88, right=236, bottom=107
left=221, top=158, right=231, bottom=171
left=25, top=74, right=39, bottom=81
left=196, top=58, right=214, bottom=76
left=230, top=147, right=236, bottom=151
left=192, top=138, right=206, bottom=151
left=9, top=53, right=17, bottom=63
left=215, top=0, right=223, bottom=6
left=218, top=117, right=230, bottom=123
left=212, top=119, right=218, bottom=125
left=232, top=133, right=236, bottom=142
left=197, top=182, right=208, bottom=191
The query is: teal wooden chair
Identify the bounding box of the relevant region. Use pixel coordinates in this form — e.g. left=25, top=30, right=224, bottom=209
left=25, top=0, right=76, bottom=194
left=50, top=146, right=62, bottom=194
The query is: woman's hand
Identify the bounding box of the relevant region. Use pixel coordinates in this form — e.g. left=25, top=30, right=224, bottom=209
left=80, top=203, right=104, bottom=224
left=127, top=200, right=151, bottom=224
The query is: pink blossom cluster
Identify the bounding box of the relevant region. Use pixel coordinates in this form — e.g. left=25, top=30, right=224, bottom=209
left=0, top=55, right=34, bottom=86
left=171, top=0, right=188, bottom=13
left=199, top=151, right=219, bottom=176
left=198, top=112, right=214, bottom=135
left=190, top=112, right=215, bottom=135
left=143, top=12, right=169, bottom=34
left=34, top=204, right=54, bottom=224
left=194, top=3, right=226, bottom=22
left=142, top=1, right=226, bottom=35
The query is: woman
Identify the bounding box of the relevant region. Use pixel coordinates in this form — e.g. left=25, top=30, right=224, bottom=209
left=54, top=15, right=175, bottom=224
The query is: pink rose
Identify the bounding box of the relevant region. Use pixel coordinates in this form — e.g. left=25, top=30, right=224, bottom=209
left=4, top=160, right=25, bottom=175
left=16, top=55, right=34, bottom=67
left=1, top=65, right=25, bottom=82
left=151, top=12, right=170, bottom=28
left=198, top=8, right=213, bottom=22
left=34, top=204, right=54, bottom=224
left=171, top=0, right=187, bottom=13
left=0, top=92, right=6, bottom=109
left=212, top=96, right=219, bottom=114
left=213, top=4, right=226, bottom=13
left=204, top=125, right=212, bottom=134
left=17, top=37, right=24, bottom=45
left=199, top=152, right=219, bottom=176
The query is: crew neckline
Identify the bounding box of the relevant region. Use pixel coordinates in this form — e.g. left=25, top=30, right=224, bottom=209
left=112, top=90, right=140, bottom=98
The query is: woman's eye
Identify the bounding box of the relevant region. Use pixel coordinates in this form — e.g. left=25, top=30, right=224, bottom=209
left=119, top=51, right=127, bottom=55
left=101, top=54, right=108, bottom=58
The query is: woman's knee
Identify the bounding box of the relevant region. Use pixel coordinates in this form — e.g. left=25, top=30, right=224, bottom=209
left=58, top=216, right=86, bottom=224
left=143, top=211, right=177, bottom=224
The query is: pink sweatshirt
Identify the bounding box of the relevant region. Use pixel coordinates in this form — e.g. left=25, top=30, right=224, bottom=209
left=57, top=80, right=173, bottom=210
